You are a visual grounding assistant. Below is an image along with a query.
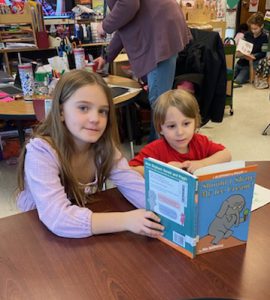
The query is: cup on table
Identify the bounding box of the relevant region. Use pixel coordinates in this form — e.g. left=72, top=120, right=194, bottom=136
left=33, top=98, right=52, bottom=122
left=18, top=63, right=34, bottom=100
left=85, top=61, right=99, bottom=73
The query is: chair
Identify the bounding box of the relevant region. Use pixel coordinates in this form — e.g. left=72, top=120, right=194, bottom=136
left=175, top=28, right=227, bottom=125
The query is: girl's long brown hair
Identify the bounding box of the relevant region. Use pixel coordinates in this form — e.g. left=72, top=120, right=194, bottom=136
left=17, top=70, right=120, bottom=206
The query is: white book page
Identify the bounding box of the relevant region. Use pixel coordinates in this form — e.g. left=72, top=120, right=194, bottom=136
left=252, top=184, right=270, bottom=211
left=194, top=161, right=245, bottom=176
left=236, top=39, right=254, bottom=56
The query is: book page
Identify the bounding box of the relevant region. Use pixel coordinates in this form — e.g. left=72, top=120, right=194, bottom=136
left=236, top=39, right=254, bottom=56
left=252, top=184, right=270, bottom=211
left=194, top=161, right=245, bottom=176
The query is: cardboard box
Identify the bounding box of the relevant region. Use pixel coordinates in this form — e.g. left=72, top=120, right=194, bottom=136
left=187, top=20, right=226, bottom=40
left=111, top=53, right=131, bottom=78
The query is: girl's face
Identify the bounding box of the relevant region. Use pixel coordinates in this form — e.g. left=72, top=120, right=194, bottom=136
left=160, top=106, right=196, bottom=154
left=250, top=24, right=263, bottom=37
left=61, top=84, right=109, bottom=151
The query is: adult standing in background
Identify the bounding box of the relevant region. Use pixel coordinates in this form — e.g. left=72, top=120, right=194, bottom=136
left=95, top=0, right=192, bottom=141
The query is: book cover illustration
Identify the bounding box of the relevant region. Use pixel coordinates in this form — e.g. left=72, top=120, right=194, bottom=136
left=145, top=158, right=257, bottom=258
left=236, top=39, right=254, bottom=59
left=196, top=165, right=256, bottom=254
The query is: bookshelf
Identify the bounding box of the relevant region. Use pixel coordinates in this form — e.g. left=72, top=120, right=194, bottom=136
left=0, top=3, right=38, bottom=75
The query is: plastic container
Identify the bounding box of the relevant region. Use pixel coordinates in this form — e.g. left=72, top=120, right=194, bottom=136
left=18, top=63, right=34, bottom=100
left=73, top=48, right=86, bottom=69
left=34, top=72, right=49, bottom=97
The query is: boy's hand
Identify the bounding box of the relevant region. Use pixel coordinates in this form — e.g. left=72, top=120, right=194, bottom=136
left=124, top=209, right=164, bottom=238
left=168, top=161, right=186, bottom=169
left=244, top=54, right=256, bottom=61
left=182, top=160, right=204, bottom=174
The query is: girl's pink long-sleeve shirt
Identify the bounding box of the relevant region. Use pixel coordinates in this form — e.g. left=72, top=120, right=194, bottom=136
left=17, top=138, right=145, bottom=238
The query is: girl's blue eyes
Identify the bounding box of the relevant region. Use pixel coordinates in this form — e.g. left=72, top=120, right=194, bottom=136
left=78, top=106, right=109, bottom=116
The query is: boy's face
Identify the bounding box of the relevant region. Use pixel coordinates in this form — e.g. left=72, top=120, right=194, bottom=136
left=250, top=24, right=263, bottom=37
left=160, top=106, right=196, bottom=154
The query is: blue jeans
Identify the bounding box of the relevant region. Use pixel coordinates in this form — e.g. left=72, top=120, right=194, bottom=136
left=147, top=54, right=177, bottom=142
left=234, top=61, right=259, bottom=84
left=234, top=64, right=249, bottom=84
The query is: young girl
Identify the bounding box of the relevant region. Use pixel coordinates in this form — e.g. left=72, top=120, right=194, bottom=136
left=129, top=89, right=231, bottom=176
left=234, top=12, right=268, bottom=84
left=17, top=70, right=164, bottom=238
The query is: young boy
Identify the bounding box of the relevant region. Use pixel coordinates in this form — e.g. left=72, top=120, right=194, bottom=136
left=234, top=12, right=268, bottom=84
left=129, top=89, right=231, bottom=176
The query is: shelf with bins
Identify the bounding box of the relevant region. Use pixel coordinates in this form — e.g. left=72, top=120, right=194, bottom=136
left=0, top=4, right=38, bottom=48
left=44, top=17, right=110, bottom=47
left=0, top=3, right=38, bottom=75
left=0, top=28, right=35, bottom=44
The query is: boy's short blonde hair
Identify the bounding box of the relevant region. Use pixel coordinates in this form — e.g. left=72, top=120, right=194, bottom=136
left=247, top=12, right=264, bottom=27
left=153, top=89, right=201, bottom=134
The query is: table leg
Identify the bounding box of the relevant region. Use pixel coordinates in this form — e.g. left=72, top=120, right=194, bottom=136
left=16, top=120, right=25, bottom=146
left=3, top=51, right=11, bottom=76
left=125, top=105, right=135, bottom=158
left=262, top=123, right=270, bottom=136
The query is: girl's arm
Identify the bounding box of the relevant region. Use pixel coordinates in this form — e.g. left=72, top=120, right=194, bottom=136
left=182, top=148, right=232, bottom=174
left=130, top=165, right=145, bottom=176
left=92, top=209, right=164, bottom=237
left=19, top=139, right=163, bottom=238
left=109, top=152, right=146, bottom=209
left=18, top=139, right=92, bottom=238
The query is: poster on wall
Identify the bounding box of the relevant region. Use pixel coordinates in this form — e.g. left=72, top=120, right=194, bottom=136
left=226, top=9, right=237, bottom=28
left=249, top=0, right=259, bottom=12
left=227, top=0, right=239, bottom=9
left=216, top=0, right=226, bottom=20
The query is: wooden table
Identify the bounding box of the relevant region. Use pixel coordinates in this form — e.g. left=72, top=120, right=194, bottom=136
left=0, top=75, right=141, bottom=154
left=0, top=161, right=269, bottom=300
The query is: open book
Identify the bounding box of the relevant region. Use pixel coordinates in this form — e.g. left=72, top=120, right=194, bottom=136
left=236, top=39, right=254, bottom=59
left=145, top=159, right=257, bottom=258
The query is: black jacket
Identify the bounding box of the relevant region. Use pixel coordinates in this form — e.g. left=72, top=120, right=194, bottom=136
left=175, top=29, right=227, bottom=124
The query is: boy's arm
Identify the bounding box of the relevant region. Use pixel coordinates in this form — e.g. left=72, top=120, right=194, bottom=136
left=183, top=149, right=232, bottom=174
left=198, top=148, right=232, bottom=166
left=236, top=51, right=255, bottom=60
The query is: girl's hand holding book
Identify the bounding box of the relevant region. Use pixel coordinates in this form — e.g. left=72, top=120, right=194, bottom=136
left=124, top=209, right=164, bottom=238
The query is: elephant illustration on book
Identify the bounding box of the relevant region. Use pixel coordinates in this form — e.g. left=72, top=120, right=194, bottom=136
left=208, top=195, right=248, bottom=245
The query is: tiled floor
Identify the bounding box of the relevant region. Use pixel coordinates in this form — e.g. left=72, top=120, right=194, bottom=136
left=0, top=83, right=270, bottom=218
